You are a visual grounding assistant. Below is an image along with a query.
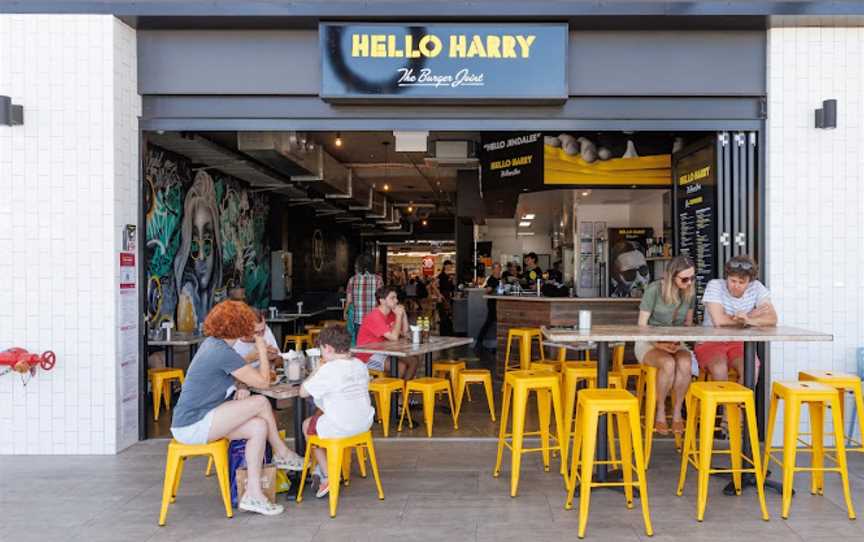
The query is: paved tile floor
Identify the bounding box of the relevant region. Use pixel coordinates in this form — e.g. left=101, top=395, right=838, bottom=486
left=1, top=435, right=862, bottom=542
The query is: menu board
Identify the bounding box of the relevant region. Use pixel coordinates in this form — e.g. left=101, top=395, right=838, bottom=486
left=675, top=143, right=717, bottom=322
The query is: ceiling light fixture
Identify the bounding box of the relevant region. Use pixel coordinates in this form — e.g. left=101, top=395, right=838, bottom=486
left=521, top=214, right=535, bottom=220
left=407, top=203, right=414, bottom=213
left=519, top=221, right=532, bottom=227
left=517, top=232, right=535, bottom=237
left=383, top=184, right=390, bottom=191
left=335, top=132, right=343, bottom=147
left=581, top=191, right=589, bottom=197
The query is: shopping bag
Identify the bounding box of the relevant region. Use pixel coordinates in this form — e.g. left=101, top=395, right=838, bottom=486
left=229, top=439, right=274, bottom=508
left=236, top=465, right=278, bottom=504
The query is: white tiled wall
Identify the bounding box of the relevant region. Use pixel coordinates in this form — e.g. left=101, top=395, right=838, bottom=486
left=767, top=19, right=864, bottom=440
left=0, top=15, right=140, bottom=454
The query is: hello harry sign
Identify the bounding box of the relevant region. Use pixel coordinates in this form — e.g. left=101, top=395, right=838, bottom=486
left=320, top=23, right=568, bottom=102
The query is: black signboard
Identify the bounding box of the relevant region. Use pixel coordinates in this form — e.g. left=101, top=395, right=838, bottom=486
left=320, top=23, right=568, bottom=102
left=675, top=142, right=717, bottom=322
left=480, top=132, right=544, bottom=194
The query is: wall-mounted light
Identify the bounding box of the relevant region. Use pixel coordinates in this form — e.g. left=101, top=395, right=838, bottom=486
left=383, top=183, right=390, bottom=192
left=421, top=219, right=428, bottom=227
left=815, top=99, right=837, bottom=129
left=335, top=132, right=343, bottom=147
left=0, top=96, right=23, bottom=126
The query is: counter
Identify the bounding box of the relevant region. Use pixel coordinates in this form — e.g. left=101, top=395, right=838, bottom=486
left=485, top=296, right=641, bottom=366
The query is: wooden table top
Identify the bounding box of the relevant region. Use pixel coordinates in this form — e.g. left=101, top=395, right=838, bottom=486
left=351, top=336, right=474, bottom=357
left=541, top=325, right=833, bottom=343
left=148, top=334, right=205, bottom=347
left=266, top=315, right=300, bottom=323
left=251, top=382, right=301, bottom=400
left=485, top=296, right=640, bottom=303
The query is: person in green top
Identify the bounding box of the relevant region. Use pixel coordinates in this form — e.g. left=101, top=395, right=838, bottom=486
left=635, top=255, right=696, bottom=436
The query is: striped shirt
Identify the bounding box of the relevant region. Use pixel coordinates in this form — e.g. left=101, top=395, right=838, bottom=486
left=701, top=278, right=770, bottom=327
left=346, top=272, right=383, bottom=325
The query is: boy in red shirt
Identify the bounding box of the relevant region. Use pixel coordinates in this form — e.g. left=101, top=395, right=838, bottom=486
left=356, top=285, right=419, bottom=379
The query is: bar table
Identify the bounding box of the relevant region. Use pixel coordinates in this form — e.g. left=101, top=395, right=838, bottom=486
left=542, top=324, right=832, bottom=495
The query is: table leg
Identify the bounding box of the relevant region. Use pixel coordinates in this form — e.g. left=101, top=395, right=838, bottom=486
left=293, top=395, right=306, bottom=456
left=595, top=341, right=610, bottom=482
left=425, top=352, right=433, bottom=378
left=272, top=323, right=284, bottom=351
left=190, top=343, right=199, bottom=359
left=723, top=341, right=784, bottom=496
left=166, top=346, right=174, bottom=368
left=389, top=356, right=400, bottom=433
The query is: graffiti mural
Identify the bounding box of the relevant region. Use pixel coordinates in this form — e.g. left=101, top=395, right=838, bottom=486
left=144, top=145, right=271, bottom=332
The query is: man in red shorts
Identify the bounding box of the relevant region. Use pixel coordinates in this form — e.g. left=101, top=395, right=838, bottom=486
left=694, top=255, right=778, bottom=384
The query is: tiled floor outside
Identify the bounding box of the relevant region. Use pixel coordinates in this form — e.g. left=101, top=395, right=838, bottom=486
left=2, top=434, right=863, bottom=541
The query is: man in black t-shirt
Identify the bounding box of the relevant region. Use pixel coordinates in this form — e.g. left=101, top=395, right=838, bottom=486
left=476, top=263, right=502, bottom=352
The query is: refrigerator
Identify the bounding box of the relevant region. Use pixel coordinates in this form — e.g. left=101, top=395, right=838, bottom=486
left=607, top=227, right=653, bottom=298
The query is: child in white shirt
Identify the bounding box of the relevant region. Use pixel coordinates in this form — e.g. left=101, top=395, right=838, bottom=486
left=300, top=325, right=374, bottom=498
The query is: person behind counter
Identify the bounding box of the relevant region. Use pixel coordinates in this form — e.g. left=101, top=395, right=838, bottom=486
left=475, top=262, right=502, bottom=353
left=170, top=300, right=304, bottom=517
left=521, top=252, right=543, bottom=284
left=502, top=261, right=518, bottom=285
left=636, top=256, right=696, bottom=436
left=695, top=255, right=778, bottom=385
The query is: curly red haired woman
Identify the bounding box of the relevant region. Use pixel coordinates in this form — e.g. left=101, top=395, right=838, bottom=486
left=171, top=300, right=303, bottom=516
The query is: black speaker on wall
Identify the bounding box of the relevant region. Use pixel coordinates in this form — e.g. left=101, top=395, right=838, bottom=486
left=815, top=99, right=837, bottom=129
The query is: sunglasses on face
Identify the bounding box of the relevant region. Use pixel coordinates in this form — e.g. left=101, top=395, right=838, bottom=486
left=190, top=237, right=214, bottom=261
left=727, top=260, right=754, bottom=271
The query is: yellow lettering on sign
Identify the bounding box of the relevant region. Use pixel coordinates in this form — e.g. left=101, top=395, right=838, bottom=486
left=449, top=35, right=467, bottom=58
left=351, top=34, right=369, bottom=57
left=418, top=35, right=442, bottom=57
left=370, top=34, right=387, bottom=57
left=387, top=34, right=403, bottom=57
left=485, top=35, right=502, bottom=58
left=466, top=35, right=487, bottom=58
left=502, top=35, right=517, bottom=58
left=516, top=35, right=536, bottom=58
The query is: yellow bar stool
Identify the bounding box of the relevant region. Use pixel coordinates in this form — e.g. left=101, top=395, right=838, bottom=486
left=283, top=334, right=312, bottom=352
left=611, top=344, right=641, bottom=389
left=307, top=327, right=322, bottom=346
left=503, top=327, right=545, bottom=372
left=561, top=361, right=598, bottom=462
left=676, top=382, right=768, bottom=522
left=798, top=370, right=864, bottom=453
left=494, top=370, right=566, bottom=497
left=455, top=369, right=496, bottom=423
left=296, top=431, right=384, bottom=518
left=159, top=438, right=232, bottom=526
left=764, top=381, right=856, bottom=519
left=368, top=377, right=405, bottom=437
left=368, top=368, right=387, bottom=379
left=531, top=360, right=563, bottom=373
left=148, top=368, right=185, bottom=421
left=398, top=377, right=457, bottom=436
left=432, top=360, right=470, bottom=400
left=638, top=364, right=683, bottom=466
left=565, top=389, right=652, bottom=539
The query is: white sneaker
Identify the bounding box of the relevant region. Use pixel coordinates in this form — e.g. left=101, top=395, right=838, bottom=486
left=239, top=495, right=284, bottom=516
left=273, top=451, right=304, bottom=471
left=316, top=478, right=330, bottom=499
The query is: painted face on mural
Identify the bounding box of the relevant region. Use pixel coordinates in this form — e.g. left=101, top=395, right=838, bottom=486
left=191, top=204, right=216, bottom=288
